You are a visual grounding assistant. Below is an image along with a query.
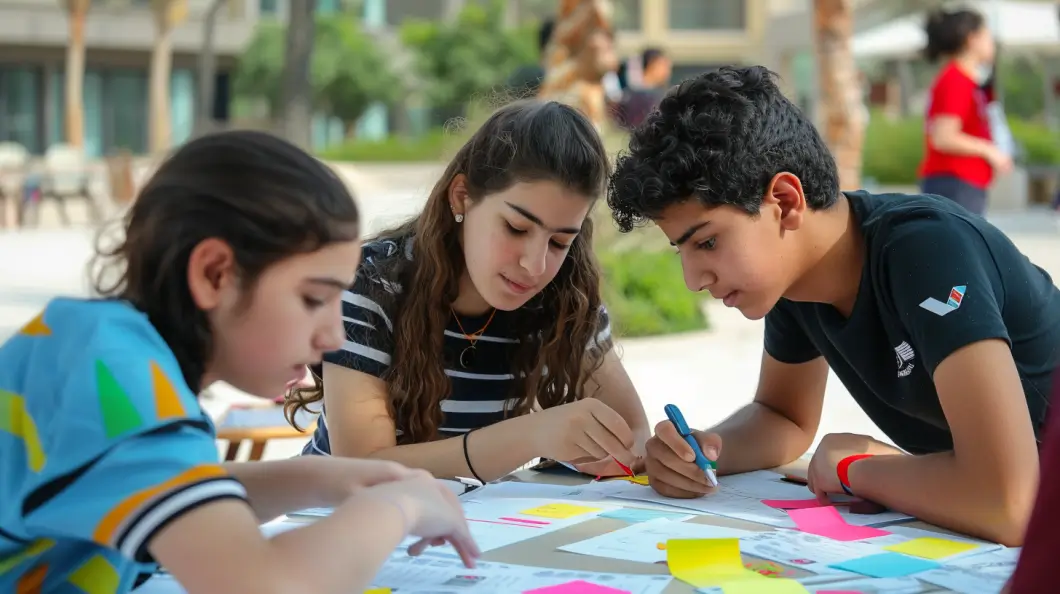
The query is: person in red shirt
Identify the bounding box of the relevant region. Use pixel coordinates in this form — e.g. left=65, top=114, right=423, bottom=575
left=920, top=8, right=1012, bottom=215
left=1004, top=367, right=1060, bottom=593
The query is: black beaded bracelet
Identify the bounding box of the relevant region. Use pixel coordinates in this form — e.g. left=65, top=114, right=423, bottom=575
left=462, top=430, right=485, bottom=483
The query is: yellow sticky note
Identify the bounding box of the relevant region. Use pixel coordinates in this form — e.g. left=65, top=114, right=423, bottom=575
left=723, top=577, right=809, bottom=593
left=363, top=589, right=391, bottom=594
left=518, top=503, right=601, bottom=519
left=667, top=538, right=762, bottom=588
left=884, top=537, right=978, bottom=560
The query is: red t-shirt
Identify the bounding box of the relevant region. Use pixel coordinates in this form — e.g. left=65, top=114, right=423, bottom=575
left=920, top=62, right=994, bottom=188
left=1007, top=369, right=1060, bottom=593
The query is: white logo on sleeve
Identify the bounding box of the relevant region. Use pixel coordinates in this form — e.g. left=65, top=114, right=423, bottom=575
left=894, top=341, right=916, bottom=378
left=919, top=285, right=966, bottom=317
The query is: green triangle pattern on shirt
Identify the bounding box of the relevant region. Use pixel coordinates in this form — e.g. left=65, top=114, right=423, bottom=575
left=95, top=360, right=144, bottom=439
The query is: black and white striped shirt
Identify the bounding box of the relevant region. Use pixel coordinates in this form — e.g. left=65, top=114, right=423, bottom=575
left=302, top=236, right=611, bottom=456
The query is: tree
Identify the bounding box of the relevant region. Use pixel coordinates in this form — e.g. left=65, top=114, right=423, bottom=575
left=149, top=0, right=188, bottom=153
left=313, top=17, right=401, bottom=133
left=813, top=0, right=865, bottom=190
left=233, top=15, right=399, bottom=133
left=400, top=0, right=537, bottom=113
left=62, top=0, right=91, bottom=148
left=279, top=0, right=317, bottom=148
left=196, top=0, right=227, bottom=135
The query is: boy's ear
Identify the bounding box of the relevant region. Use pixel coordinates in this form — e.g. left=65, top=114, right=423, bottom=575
left=764, top=172, right=806, bottom=231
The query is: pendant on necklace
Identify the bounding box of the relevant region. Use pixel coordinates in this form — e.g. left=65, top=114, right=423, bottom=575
left=459, top=345, right=476, bottom=369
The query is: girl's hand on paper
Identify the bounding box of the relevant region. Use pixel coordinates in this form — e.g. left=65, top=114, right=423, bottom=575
left=364, top=470, right=481, bottom=568
left=643, top=420, right=721, bottom=499
left=530, top=398, right=637, bottom=469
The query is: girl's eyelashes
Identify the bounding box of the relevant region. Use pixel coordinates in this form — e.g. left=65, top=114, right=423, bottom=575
left=696, top=236, right=717, bottom=251
left=302, top=296, right=325, bottom=309
left=506, top=220, right=571, bottom=250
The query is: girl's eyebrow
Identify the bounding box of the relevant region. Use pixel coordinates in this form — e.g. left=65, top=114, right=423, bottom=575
left=505, top=202, right=581, bottom=235
left=305, top=277, right=349, bottom=290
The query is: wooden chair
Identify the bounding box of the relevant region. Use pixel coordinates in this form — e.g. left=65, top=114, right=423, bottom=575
left=216, top=405, right=317, bottom=462
left=28, top=143, right=102, bottom=227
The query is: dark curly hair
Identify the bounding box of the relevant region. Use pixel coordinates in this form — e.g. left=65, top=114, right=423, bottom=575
left=607, top=65, right=839, bottom=233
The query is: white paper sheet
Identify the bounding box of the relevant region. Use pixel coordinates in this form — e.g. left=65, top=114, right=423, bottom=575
left=605, top=470, right=913, bottom=528
left=370, top=548, right=673, bottom=593
left=862, top=524, right=1003, bottom=563
left=736, top=529, right=884, bottom=576
left=558, top=518, right=755, bottom=564
left=915, top=547, right=1021, bottom=594
left=698, top=576, right=925, bottom=594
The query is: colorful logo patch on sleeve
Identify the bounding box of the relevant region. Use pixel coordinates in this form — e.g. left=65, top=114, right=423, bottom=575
left=918, top=285, right=966, bottom=317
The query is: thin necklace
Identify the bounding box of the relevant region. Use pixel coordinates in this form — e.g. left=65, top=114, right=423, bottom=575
left=451, top=308, right=497, bottom=369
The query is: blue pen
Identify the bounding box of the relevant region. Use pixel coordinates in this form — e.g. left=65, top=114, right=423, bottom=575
left=664, top=404, right=718, bottom=488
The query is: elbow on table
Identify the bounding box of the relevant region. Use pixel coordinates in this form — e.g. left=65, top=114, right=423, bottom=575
left=982, top=485, right=1036, bottom=547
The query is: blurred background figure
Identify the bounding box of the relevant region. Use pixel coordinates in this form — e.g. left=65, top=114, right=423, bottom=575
left=919, top=6, right=1011, bottom=216
left=613, top=47, right=672, bottom=129
left=507, top=18, right=556, bottom=98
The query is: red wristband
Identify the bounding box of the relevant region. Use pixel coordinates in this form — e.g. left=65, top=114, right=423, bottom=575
left=837, top=454, right=873, bottom=491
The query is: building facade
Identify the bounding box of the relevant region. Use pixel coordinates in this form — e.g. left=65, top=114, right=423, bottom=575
left=0, top=0, right=257, bottom=157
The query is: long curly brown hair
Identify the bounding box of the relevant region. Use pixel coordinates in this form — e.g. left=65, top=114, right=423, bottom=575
left=286, top=100, right=612, bottom=443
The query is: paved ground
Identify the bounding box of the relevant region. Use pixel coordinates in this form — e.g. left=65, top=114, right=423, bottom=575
left=2, top=163, right=1058, bottom=461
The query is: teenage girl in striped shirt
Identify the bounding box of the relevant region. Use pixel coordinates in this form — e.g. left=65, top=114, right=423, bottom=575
left=287, top=100, right=651, bottom=481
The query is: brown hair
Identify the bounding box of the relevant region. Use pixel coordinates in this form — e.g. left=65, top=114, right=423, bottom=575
left=286, top=100, right=612, bottom=443
left=92, top=130, right=360, bottom=393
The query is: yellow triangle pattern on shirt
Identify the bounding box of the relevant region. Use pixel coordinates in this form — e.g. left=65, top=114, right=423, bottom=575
left=0, top=390, right=45, bottom=472
left=67, top=555, right=119, bottom=594
left=0, top=540, right=54, bottom=577
left=150, top=361, right=186, bottom=419
left=17, top=312, right=51, bottom=337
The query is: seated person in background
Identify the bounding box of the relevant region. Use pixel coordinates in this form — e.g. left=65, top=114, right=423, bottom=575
left=287, top=100, right=651, bottom=482
left=0, top=131, right=477, bottom=594
left=607, top=66, right=1060, bottom=546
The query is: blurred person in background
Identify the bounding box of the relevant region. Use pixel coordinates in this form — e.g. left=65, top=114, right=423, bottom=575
left=507, top=18, right=556, bottom=97
left=919, top=7, right=1012, bottom=216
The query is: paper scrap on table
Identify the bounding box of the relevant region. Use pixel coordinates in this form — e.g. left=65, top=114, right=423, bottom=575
left=762, top=499, right=827, bottom=510
left=883, top=536, right=978, bottom=560
left=598, top=508, right=694, bottom=523
left=829, top=552, right=940, bottom=578
left=558, top=518, right=753, bottom=564
left=523, top=579, right=631, bottom=593
left=914, top=546, right=1019, bottom=594
left=736, top=530, right=883, bottom=576
left=667, top=538, right=763, bottom=588
left=520, top=503, right=603, bottom=519
left=720, top=577, right=809, bottom=593
left=787, top=507, right=891, bottom=541
left=603, top=470, right=912, bottom=529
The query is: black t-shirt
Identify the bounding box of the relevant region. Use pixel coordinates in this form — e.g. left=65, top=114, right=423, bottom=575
left=303, top=235, right=612, bottom=455
left=765, top=191, right=1060, bottom=454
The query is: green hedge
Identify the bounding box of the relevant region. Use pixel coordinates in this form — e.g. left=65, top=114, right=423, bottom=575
left=863, top=112, right=1060, bottom=185
left=599, top=249, right=709, bottom=338
left=317, top=130, right=453, bottom=162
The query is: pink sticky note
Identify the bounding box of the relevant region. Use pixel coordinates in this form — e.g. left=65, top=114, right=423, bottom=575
left=523, top=580, right=631, bottom=594
left=787, top=506, right=891, bottom=541
left=762, top=498, right=827, bottom=510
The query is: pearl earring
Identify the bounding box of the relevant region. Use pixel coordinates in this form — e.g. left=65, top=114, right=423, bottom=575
left=454, top=213, right=464, bottom=223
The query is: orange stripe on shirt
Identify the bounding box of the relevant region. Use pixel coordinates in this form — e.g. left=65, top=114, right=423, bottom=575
left=92, top=464, right=228, bottom=547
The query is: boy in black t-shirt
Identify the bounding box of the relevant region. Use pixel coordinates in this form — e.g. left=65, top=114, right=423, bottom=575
left=608, top=65, right=1060, bottom=546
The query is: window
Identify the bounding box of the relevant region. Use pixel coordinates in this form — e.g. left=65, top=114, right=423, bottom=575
left=612, top=0, right=641, bottom=31
left=668, top=0, right=745, bottom=31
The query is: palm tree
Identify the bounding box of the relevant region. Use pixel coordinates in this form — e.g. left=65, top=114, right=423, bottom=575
left=196, top=0, right=227, bottom=135
left=278, top=0, right=317, bottom=148
left=63, top=0, right=91, bottom=148
left=149, top=0, right=188, bottom=153
left=813, top=0, right=865, bottom=190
